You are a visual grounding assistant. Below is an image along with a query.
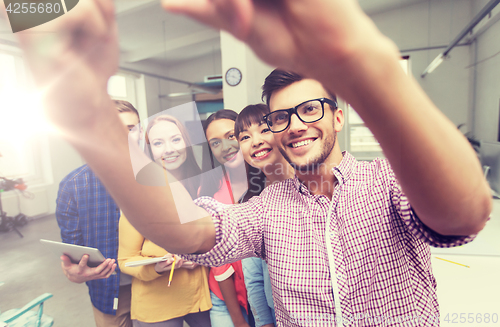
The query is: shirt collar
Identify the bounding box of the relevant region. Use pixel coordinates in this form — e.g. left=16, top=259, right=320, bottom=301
left=333, top=151, right=357, bottom=184
left=291, top=151, right=358, bottom=195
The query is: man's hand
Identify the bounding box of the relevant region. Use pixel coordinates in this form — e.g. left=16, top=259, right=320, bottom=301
left=161, top=0, right=396, bottom=87
left=163, top=0, right=491, bottom=235
left=61, top=254, right=116, bottom=284
left=15, top=0, right=118, bottom=134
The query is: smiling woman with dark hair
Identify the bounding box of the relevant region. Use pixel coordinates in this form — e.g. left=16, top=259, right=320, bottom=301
left=235, top=104, right=294, bottom=327
left=200, top=109, right=253, bottom=327
left=199, top=109, right=245, bottom=200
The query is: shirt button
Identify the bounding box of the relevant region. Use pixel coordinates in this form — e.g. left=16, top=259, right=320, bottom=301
left=329, top=232, right=335, bottom=239
left=336, top=274, right=343, bottom=280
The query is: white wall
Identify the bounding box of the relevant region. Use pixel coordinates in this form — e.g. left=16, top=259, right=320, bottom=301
left=369, top=0, right=472, bottom=129
left=370, top=0, right=500, bottom=142
left=44, top=135, right=85, bottom=214
left=470, top=0, right=500, bottom=142
left=0, top=134, right=85, bottom=219
left=220, top=32, right=274, bottom=112
left=126, top=53, right=222, bottom=118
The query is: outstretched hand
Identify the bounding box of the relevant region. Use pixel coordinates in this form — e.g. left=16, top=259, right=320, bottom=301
left=15, top=0, right=119, bottom=134
left=61, top=254, right=116, bottom=284
left=161, top=0, right=394, bottom=85
left=16, top=0, right=117, bottom=87
left=11, top=0, right=397, bottom=133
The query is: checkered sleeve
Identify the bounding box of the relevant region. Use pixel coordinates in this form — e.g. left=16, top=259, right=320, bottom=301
left=180, top=196, right=264, bottom=266
left=381, top=159, right=477, bottom=248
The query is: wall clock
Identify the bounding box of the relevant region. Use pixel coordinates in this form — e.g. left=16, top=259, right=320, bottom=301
left=225, top=67, right=242, bottom=86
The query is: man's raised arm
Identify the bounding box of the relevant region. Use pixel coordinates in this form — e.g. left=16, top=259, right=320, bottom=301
left=13, top=0, right=215, bottom=254
left=162, top=0, right=491, bottom=236
left=13, top=0, right=491, bottom=247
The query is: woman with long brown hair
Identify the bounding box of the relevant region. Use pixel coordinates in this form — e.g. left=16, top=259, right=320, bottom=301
left=118, top=114, right=211, bottom=327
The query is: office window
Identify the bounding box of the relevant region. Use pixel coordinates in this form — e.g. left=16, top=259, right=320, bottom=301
left=108, top=75, right=128, bottom=98
left=0, top=45, right=51, bottom=185
left=107, top=73, right=141, bottom=106
left=107, top=72, right=148, bottom=122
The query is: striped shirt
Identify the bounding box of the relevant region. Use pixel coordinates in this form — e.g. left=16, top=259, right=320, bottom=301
left=182, top=152, right=475, bottom=326
left=56, top=165, right=122, bottom=315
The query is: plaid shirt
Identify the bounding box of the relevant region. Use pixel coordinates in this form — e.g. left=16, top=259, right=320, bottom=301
left=56, top=165, right=122, bottom=315
left=183, top=152, right=475, bottom=326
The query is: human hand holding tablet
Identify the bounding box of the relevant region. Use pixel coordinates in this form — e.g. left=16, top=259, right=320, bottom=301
left=40, top=239, right=117, bottom=283
left=60, top=254, right=116, bottom=284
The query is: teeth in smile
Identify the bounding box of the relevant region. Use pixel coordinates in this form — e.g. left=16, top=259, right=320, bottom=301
left=291, top=139, right=313, bottom=148
left=254, top=149, right=270, bottom=158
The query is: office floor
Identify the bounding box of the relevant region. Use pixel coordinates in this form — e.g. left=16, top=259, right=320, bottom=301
left=0, top=215, right=192, bottom=327
left=432, top=199, right=500, bottom=326
left=0, top=214, right=94, bottom=327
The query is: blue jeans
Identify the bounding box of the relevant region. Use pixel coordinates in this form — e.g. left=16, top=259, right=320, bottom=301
left=210, top=291, right=249, bottom=327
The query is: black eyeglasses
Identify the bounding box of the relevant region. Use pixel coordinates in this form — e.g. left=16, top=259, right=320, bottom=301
left=263, top=98, right=337, bottom=133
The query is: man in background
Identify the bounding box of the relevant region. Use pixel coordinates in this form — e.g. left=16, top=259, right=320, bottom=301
left=56, top=100, right=140, bottom=327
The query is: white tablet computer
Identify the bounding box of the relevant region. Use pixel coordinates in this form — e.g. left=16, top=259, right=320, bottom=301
left=40, top=239, right=108, bottom=268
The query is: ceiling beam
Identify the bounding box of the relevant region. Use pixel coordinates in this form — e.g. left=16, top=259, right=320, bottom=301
left=421, top=0, right=500, bottom=77
left=115, top=0, right=158, bottom=17
left=124, top=29, right=219, bottom=63
left=466, top=4, right=500, bottom=43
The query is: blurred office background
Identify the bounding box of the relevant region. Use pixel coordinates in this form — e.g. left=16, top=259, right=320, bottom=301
left=1, top=0, right=499, bottom=325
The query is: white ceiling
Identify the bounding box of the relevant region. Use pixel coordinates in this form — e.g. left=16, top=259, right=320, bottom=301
left=115, top=0, right=220, bottom=67
left=358, top=0, right=428, bottom=15
left=0, top=0, right=436, bottom=67
left=115, top=0, right=430, bottom=68
left=0, top=0, right=435, bottom=69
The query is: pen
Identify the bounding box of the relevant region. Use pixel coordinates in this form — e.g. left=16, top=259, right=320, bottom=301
left=435, top=256, right=470, bottom=268
left=168, top=256, right=176, bottom=287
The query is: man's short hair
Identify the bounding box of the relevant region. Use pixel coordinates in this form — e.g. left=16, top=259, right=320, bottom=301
left=261, top=69, right=337, bottom=107
left=113, top=100, right=139, bottom=120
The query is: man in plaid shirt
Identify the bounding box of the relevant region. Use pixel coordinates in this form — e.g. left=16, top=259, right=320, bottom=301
left=178, top=70, right=484, bottom=326
left=15, top=0, right=492, bottom=326
left=56, top=100, right=140, bottom=327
